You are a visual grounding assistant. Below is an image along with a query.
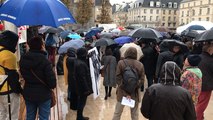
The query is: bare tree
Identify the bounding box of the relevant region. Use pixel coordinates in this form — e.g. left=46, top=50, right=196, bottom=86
left=75, top=0, right=93, bottom=27
left=99, top=0, right=112, bottom=24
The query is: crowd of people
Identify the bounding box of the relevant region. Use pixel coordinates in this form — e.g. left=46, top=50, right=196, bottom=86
left=0, top=26, right=212, bottom=120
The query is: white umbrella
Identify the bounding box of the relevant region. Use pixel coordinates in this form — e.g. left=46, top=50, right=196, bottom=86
left=120, top=43, right=143, bottom=60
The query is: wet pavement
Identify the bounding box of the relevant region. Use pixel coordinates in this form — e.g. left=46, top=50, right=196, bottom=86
left=57, top=75, right=213, bottom=120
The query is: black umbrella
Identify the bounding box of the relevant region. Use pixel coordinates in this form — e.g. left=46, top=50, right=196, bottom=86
left=91, top=38, right=117, bottom=47
left=195, top=29, right=213, bottom=42
left=160, top=39, right=188, bottom=53
left=181, top=30, right=199, bottom=38
left=129, top=28, right=163, bottom=40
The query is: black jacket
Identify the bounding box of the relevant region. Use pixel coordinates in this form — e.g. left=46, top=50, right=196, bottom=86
left=155, top=51, right=174, bottom=78
left=141, top=61, right=196, bottom=120
left=19, top=50, right=56, bottom=103
left=140, top=45, right=158, bottom=76
left=199, top=52, right=213, bottom=91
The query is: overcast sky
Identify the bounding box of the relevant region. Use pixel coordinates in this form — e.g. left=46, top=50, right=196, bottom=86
left=109, top=0, right=136, bottom=5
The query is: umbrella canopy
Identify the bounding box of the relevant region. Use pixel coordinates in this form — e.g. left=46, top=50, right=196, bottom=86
left=159, top=39, right=188, bottom=53
left=58, top=39, right=85, bottom=54
left=129, top=28, right=163, bottom=40
left=195, top=29, right=213, bottom=42
left=100, top=32, right=113, bottom=39
left=125, top=26, right=140, bottom=30
left=59, top=30, right=72, bottom=39
left=91, top=38, right=117, bottom=47
left=38, top=26, right=64, bottom=34
left=120, top=43, right=143, bottom=60
left=0, top=0, right=76, bottom=27
left=181, top=30, right=199, bottom=38
left=119, top=30, right=132, bottom=36
left=114, top=36, right=134, bottom=45
left=68, top=33, right=82, bottom=39
left=75, top=28, right=88, bottom=34
left=85, top=28, right=101, bottom=38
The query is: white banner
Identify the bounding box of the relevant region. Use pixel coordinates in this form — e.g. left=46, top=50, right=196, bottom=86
left=18, top=26, right=27, bottom=44
left=88, top=47, right=101, bottom=99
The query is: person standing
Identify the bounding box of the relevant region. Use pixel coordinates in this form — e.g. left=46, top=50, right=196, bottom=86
left=181, top=54, right=202, bottom=106
left=101, top=48, right=117, bottom=100
left=0, top=30, right=22, bottom=120
left=141, top=61, right=196, bottom=120
left=19, top=36, right=56, bottom=120
left=196, top=43, right=213, bottom=120
left=70, top=48, right=93, bottom=120
left=112, top=47, right=145, bottom=120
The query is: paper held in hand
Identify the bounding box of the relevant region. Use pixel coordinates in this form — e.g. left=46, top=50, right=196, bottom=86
left=0, top=75, right=8, bottom=85
left=121, top=96, right=135, bottom=108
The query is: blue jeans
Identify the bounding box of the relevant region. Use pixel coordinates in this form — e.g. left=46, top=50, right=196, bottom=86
left=25, top=99, right=51, bottom=120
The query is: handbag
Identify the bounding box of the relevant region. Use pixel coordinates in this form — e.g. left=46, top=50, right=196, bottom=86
left=31, top=70, right=56, bottom=108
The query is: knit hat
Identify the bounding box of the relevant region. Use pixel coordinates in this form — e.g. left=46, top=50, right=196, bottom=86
left=0, top=30, right=19, bottom=53
left=77, top=47, right=87, bottom=60
left=187, top=54, right=201, bottom=66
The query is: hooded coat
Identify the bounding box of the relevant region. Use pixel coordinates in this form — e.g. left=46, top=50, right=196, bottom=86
left=19, top=50, right=56, bottom=103
left=141, top=61, right=196, bottom=120
left=116, top=47, right=145, bottom=102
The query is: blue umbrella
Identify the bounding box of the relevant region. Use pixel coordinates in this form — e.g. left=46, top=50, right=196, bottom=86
left=114, top=36, right=134, bottom=45
left=85, top=28, right=101, bottom=38
left=68, top=33, right=82, bottom=39
left=58, top=39, right=85, bottom=54
left=0, top=0, right=76, bottom=27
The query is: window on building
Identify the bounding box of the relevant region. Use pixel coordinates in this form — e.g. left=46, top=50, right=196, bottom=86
left=139, top=3, right=142, bottom=7
left=156, top=10, right=159, bottom=14
left=162, top=23, right=165, bottom=26
left=150, top=9, right=153, bottom=14
left=173, top=23, right=176, bottom=27
left=169, top=10, right=171, bottom=14
left=144, top=9, right=147, bottom=13
left=168, top=16, right=171, bottom=21
left=144, top=16, right=146, bottom=21
left=192, top=9, right=195, bottom=16
left=168, top=2, right=172, bottom=8
left=207, top=8, right=210, bottom=14
left=174, top=17, right=176, bottom=21
left=150, top=16, right=152, bottom=21
left=187, top=10, right=189, bottom=16
left=182, top=11, right=184, bottom=17
left=209, top=0, right=211, bottom=4
left=168, top=23, right=171, bottom=27
left=199, top=18, right=201, bottom=21
left=181, top=19, right=183, bottom=24
left=173, top=3, right=178, bottom=8
left=163, top=16, right=165, bottom=21
left=186, top=18, right=189, bottom=24
left=192, top=18, right=195, bottom=21
left=200, top=1, right=202, bottom=5
left=156, top=16, right=159, bottom=21
left=150, top=1, right=154, bottom=7
left=162, top=4, right=166, bottom=8
left=199, top=9, right=202, bottom=15
left=194, top=2, right=196, bottom=6
left=156, top=2, right=161, bottom=7
left=163, top=10, right=165, bottom=14
left=207, top=17, right=210, bottom=21
left=182, top=4, right=184, bottom=8
left=188, top=3, right=190, bottom=7
left=174, top=10, right=177, bottom=15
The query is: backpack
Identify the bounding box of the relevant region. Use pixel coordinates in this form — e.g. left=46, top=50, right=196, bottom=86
left=121, top=60, right=139, bottom=94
